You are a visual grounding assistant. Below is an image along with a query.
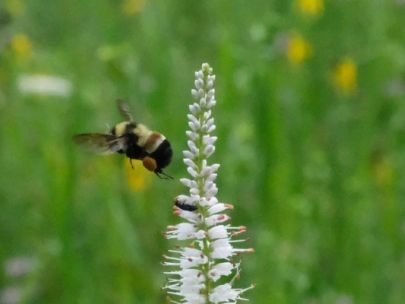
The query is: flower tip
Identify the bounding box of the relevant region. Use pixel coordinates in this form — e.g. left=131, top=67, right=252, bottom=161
left=231, top=226, right=247, bottom=237
left=225, top=203, right=234, bottom=210
left=165, top=226, right=178, bottom=236
left=202, top=62, right=210, bottom=70
left=173, top=208, right=182, bottom=215
left=246, top=248, right=255, bottom=254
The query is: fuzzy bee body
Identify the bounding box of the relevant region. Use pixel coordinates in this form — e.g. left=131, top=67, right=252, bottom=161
left=74, top=101, right=173, bottom=179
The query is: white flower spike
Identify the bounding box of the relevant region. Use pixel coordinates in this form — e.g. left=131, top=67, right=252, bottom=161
left=164, top=63, right=254, bottom=303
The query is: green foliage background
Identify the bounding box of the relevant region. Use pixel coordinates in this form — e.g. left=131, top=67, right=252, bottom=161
left=1, top=0, right=405, bottom=303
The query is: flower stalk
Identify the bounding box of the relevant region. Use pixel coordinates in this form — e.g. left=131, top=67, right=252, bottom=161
left=164, top=63, right=253, bottom=303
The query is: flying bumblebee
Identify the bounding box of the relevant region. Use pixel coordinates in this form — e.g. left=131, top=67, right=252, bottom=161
left=73, top=100, right=173, bottom=179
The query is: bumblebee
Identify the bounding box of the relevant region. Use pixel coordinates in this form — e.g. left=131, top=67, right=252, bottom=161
left=174, top=196, right=198, bottom=211
left=74, top=100, right=173, bottom=179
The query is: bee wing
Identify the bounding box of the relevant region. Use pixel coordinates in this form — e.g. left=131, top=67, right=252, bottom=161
left=73, top=133, right=126, bottom=154
left=116, top=99, right=133, bottom=122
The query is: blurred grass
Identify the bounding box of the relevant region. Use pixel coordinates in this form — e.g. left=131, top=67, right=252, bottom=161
left=1, top=0, right=405, bottom=303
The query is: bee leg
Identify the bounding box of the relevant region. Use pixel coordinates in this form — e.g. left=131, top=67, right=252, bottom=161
left=156, top=171, right=173, bottom=180
left=129, top=159, right=134, bottom=169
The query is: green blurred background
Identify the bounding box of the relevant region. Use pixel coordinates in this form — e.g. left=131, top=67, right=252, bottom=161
left=1, top=0, right=405, bottom=303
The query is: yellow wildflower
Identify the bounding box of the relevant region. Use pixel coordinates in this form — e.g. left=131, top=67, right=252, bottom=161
left=124, top=158, right=152, bottom=192
left=121, top=0, right=146, bottom=16
left=286, top=33, right=312, bottom=65
left=371, top=154, right=394, bottom=191
left=11, top=34, right=32, bottom=60
left=5, top=0, right=25, bottom=17
left=333, top=57, right=357, bottom=94
left=296, top=0, right=324, bottom=16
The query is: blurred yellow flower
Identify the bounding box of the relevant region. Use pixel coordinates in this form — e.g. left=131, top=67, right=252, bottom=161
left=372, top=158, right=394, bottom=190
left=121, top=0, right=146, bottom=16
left=287, top=33, right=312, bottom=65
left=124, top=158, right=152, bottom=192
left=296, top=0, right=324, bottom=16
left=333, top=57, right=357, bottom=94
left=11, top=34, right=32, bottom=60
left=5, top=0, right=25, bottom=17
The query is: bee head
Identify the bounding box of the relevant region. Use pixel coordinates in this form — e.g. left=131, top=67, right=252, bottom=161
left=150, top=139, right=173, bottom=171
